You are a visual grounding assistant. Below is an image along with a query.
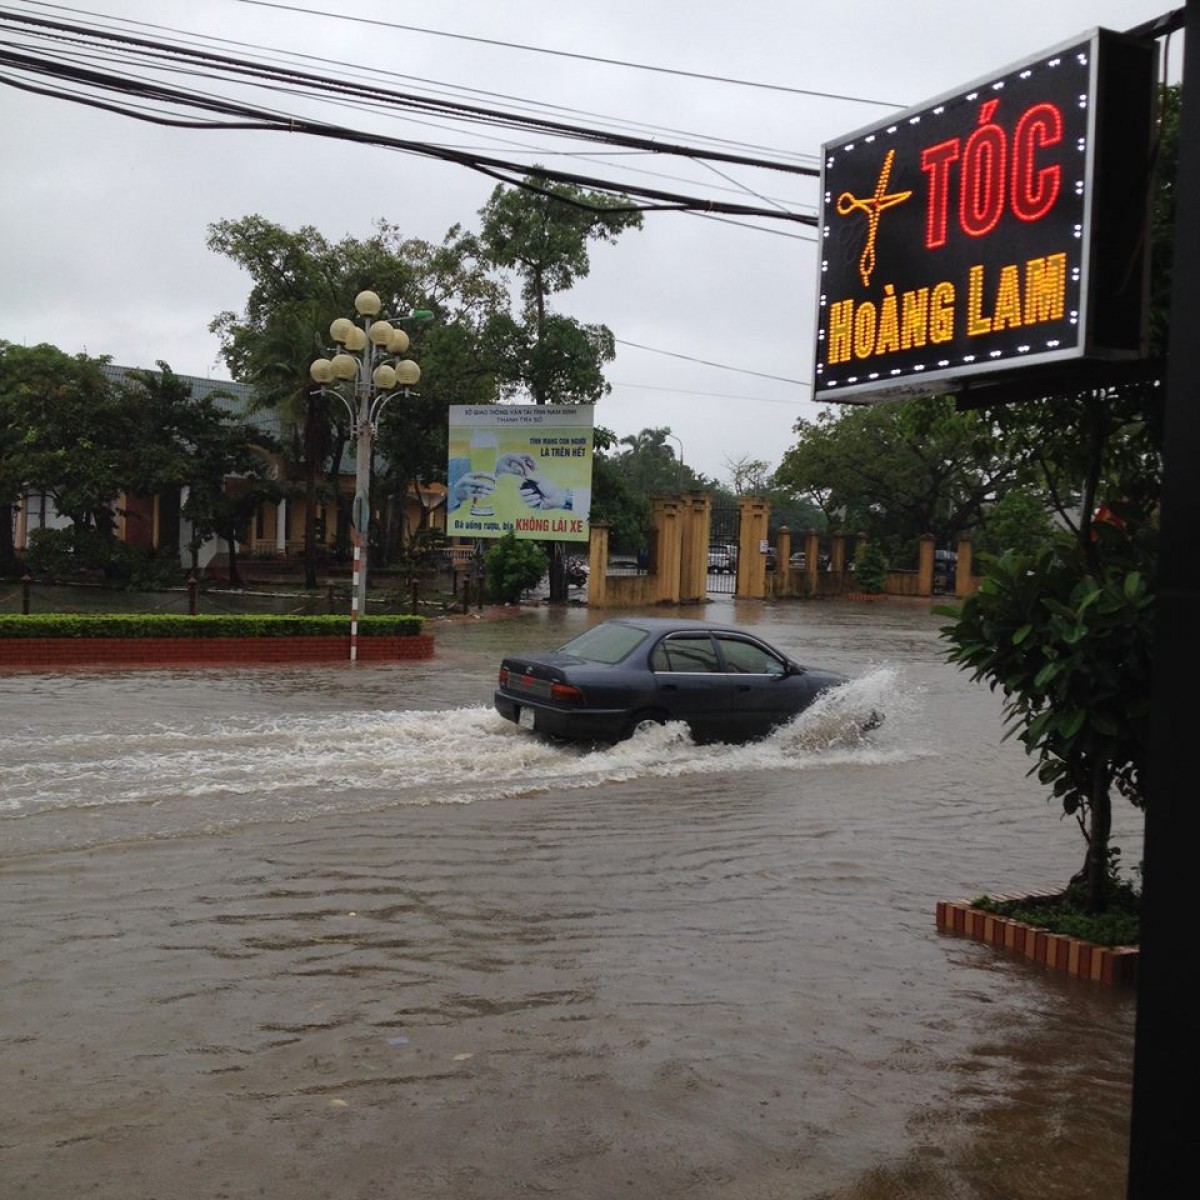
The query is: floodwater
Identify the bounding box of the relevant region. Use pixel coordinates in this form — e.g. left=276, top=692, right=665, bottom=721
left=0, top=598, right=1141, bottom=1199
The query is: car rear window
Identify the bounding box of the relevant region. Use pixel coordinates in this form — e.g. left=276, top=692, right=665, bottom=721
left=557, top=623, right=648, bottom=664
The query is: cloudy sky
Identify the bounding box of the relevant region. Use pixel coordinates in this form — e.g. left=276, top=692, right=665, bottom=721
left=0, top=0, right=1181, bottom=482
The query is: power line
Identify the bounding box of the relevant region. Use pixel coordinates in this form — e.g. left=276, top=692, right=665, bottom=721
left=3, top=1, right=826, bottom=168
left=614, top=340, right=810, bottom=385
left=0, top=6, right=824, bottom=221
left=611, top=381, right=810, bottom=405
left=231, top=0, right=908, bottom=110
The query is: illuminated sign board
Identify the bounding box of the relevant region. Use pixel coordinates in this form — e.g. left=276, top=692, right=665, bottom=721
left=447, top=405, right=594, bottom=542
left=813, top=29, right=1156, bottom=404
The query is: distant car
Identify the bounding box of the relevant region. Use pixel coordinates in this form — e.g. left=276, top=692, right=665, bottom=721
left=708, top=543, right=737, bottom=574
left=494, top=617, right=858, bottom=745
left=707, top=547, right=734, bottom=573
left=789, top=551, right=807, bottom=570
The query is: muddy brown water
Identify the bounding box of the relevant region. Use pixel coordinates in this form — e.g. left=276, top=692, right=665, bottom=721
left=0, top=599, right=1141, bottom=1198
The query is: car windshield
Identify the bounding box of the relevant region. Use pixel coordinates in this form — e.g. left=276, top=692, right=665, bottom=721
left=556, top=623, right=649, bottom=664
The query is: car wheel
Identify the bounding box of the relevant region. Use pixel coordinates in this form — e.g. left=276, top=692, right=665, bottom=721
left=623, top=710, right=668, bottom=740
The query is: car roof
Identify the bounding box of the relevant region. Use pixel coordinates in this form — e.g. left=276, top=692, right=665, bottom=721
left=602, top=617, right=760, bottom=637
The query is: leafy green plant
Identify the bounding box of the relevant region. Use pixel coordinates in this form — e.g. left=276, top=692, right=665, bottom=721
left=854, top=541, right=887, bottom=593
left=937, top=535, right=1153, bottom=913
left=973, top=860, right=1141, bottom=946
left=483, top=532, right=548, bottom=604
left=0, top=613, right=424, bottom=639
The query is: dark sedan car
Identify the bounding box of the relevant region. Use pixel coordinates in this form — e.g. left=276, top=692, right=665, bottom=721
left=494, top=617, right=853, bottom=745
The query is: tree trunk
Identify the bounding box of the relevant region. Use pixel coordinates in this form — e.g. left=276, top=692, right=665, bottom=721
left=1085, top=759, right=1114, bottom=912
left=0, top=503, right=14, bottom=563
left=226, top=534, right=241, bottom=588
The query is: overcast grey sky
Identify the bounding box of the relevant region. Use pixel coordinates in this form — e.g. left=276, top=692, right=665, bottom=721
left=0, top=0, right=1181, bottom=481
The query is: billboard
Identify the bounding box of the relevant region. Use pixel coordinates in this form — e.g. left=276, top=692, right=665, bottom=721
left=813, top=28, right=1156, bottom=404
left=447, top=405, right=594, bottom=542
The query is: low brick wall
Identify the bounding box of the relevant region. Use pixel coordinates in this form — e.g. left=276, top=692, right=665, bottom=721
left=0, top=635, right=435, bottom=670
left=936, top=898, right=1138, bottom=986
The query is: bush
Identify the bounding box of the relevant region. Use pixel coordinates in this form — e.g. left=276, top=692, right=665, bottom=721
left=0, top=613, right=425, bottom=639
left=22, top=528, right=82, bottom=579
left=484, top=533, right=548, bottom=604
left=854, top=541, right=888, bottom=593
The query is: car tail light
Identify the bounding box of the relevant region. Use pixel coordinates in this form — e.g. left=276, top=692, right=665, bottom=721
left=550, top=682, right=584, bottom=705
left=498, top=667, right=509, bottom=687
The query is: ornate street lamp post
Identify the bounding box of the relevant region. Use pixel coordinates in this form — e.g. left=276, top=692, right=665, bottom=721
left=309, top=290, right=431, bottom=660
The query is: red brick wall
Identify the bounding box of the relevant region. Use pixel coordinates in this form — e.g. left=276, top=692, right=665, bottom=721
left=0, top=635, right=434, bottom=669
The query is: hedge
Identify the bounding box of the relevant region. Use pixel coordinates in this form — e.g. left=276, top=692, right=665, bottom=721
left=0, top=614, right=426, bottom=639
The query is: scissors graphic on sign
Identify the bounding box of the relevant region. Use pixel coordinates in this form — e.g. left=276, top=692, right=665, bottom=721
left=836, top=148, right=912, bottom=288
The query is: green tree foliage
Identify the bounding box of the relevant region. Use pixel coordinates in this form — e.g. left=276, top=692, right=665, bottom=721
left=1, top=343, right=132, bottom=549
left=478, top=172, right=643, bottom=406
left=0, top=345, right=274, bottom=583
left=974, top=488, right=1056, bottom=560
left=206, top=216, right=507, bottom=583
left=613, top=427, right=707, bottom=495
left=773, top=396, right=1038, bottom=561
left=939, top=533, right=1153, bottom=910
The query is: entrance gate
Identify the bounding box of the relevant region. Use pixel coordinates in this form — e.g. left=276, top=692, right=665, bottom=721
left=707, top=497, right=739, bottom=596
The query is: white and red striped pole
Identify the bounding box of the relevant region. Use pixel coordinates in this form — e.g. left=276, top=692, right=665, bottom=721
left=349, top=526, right=361, bottom=662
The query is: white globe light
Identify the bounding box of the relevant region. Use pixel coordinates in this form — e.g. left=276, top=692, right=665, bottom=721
left=329, top=317, right=354, bottom=343
left=309, top=358, right=334, bottom=384
left=369, top=320, right=394, bottom=346
left=354, top=290, right=382, bottom=316
left=393, top=359, right=421, bottom=387
left=330, top=353, right=357, bottom=380
left=343, top=326, right=368, bottom=351
left=388, top=328, right=410, bottom=354
left=372, top=364, right=398, bottom=390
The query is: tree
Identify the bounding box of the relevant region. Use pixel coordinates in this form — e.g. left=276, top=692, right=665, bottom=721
left=118, top=364, right=281, bottom=583
left=773, top=396, right=1040, bottom=561
left=477, top=173, right=642, bottom=598
left=613, top=427, right=706, bottom=496
left=939, top=534, right=1153, bottom=910
left=207, top=217, right=506, bottom=585
left=0, top=343, right=133, bottom=557
left=724, top=455, right=772, bottom=496
left=478, top=171, right=642, bottom=404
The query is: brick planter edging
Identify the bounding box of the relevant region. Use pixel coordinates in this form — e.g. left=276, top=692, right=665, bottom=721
left=0, top=634, right=435, bottom=669
left=936, top=896, right=1138, bottom=986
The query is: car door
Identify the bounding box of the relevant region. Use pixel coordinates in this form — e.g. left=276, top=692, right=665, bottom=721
left=648, top=632, right=734, bottom=740
left=714, top=634, right=802, bottom=738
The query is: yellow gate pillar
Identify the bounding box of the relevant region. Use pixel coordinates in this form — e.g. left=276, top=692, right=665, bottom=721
left=679, top=492, right=712, bottom=604
left=775, top=526, right=792, bottom=598
left=918, top=534, right=935, bottom=597
left=736, top=496, right=770, bottom=599
left=955, top=537, right=974, bottom=598
left=805, top=529, right=821, bottom=596
left=588, top=523, right=609, bottom=608
left=651, top=498, right=684, bottom=604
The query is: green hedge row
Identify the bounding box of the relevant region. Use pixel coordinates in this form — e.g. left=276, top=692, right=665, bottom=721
left=0, top=614, right=426, bottom=639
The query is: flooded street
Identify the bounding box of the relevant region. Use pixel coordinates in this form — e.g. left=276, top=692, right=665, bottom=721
left=0, top=599, right=1141, bottom=1198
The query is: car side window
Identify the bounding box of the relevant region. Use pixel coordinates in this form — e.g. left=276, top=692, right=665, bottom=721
left=717, top=635, right=786, bottom=675
left=650, top=634, right=720, bottom=673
